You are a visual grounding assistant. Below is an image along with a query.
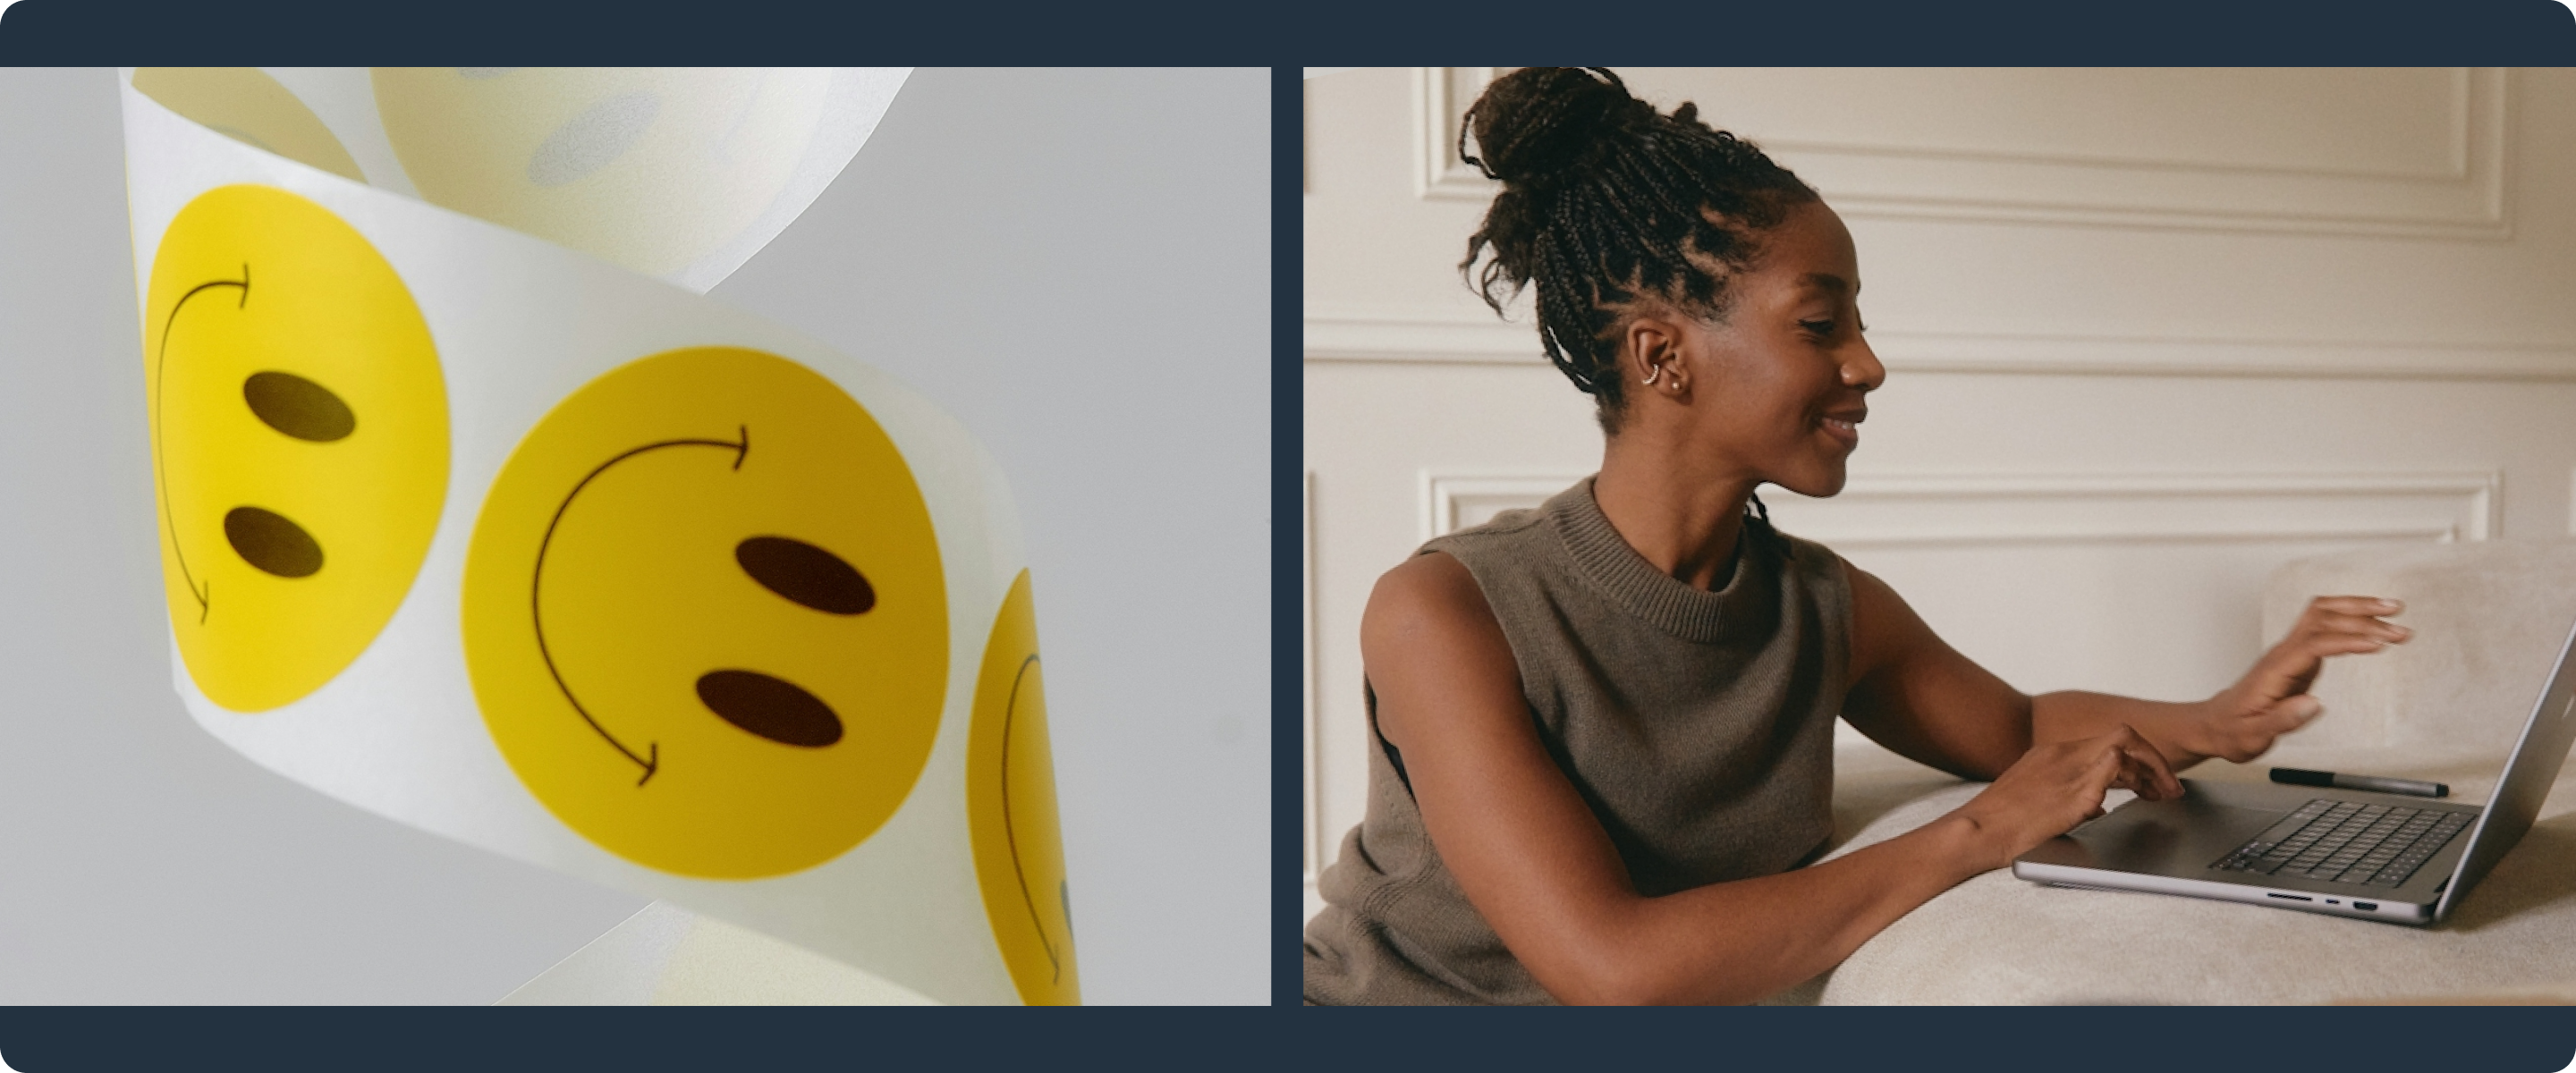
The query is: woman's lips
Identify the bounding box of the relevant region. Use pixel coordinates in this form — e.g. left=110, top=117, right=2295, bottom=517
left=1820, top=414, right=1861, bottom=447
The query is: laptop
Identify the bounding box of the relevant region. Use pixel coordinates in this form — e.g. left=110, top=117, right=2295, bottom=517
left=2013, top=613, right=2576, bottom=925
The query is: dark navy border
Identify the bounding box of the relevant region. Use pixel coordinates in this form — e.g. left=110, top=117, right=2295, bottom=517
left=0, top=1006, right=2571, bottom=1069
left=1274, top=65, right=1307, bottom=1011
left=10, top=0, right=2568, bottom=63
left=1266, top=0, right=2574, bottom=65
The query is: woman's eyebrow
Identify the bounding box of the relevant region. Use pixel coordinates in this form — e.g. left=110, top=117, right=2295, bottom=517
left=1800, top=272, right=1856, bottom=296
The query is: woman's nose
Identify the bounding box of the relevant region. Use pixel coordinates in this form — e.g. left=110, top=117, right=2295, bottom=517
left=1843, top=336, right=1885, bottom=392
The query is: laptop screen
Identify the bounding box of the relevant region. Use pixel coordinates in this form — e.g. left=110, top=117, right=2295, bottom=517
left=2437, top=612, right=2576, bottom=919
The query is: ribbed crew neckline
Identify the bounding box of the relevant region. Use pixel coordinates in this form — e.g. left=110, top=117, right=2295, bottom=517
left=1549, top=477, right=1757, bottom=644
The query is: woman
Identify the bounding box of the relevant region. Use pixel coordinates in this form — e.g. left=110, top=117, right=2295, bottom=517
left=1300, top=68, right=2410, bottom=1006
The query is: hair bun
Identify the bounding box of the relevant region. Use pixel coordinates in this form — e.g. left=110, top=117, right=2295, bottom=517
left=1463, top=68, right=1647, bottom=189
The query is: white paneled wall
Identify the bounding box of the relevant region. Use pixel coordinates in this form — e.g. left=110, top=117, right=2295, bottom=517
left=1302, top=68, right=2576, bottom=921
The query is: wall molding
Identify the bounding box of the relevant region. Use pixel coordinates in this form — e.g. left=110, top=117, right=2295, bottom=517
left=1303, top=470, right=1324, bottom=919
left=1307, top=307, right=2576, bottom=381
left=1422, top=473, right=1591, bottom=545
left=1414, top=66, right=1496, bottom=200
left=1423, top=469, right=2502, bottom=548
left=1412, top=67, right=2512, bottom=241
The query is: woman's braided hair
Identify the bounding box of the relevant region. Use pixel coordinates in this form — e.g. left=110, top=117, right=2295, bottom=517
left=1460, top=68, right=1818, bottom=433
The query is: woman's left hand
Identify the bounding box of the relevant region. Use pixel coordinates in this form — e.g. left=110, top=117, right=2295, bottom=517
left=2192, top=596, right=2411, bottom=764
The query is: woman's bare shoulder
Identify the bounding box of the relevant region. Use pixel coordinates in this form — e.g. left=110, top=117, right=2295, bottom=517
left=1839, top=553, right=1937, bottom=681
left=1365, top=553, right=1504, bottom=649
left=1362, top=552, right=1522, bottom=748
left=1374, top=550, right=1479, bottom=610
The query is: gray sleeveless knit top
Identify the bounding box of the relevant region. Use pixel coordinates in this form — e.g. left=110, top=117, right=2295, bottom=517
left=1301, top=477, right=1852, bottom=1005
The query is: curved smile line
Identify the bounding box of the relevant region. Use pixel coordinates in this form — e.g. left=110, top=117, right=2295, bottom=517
left=155, top=265, right=250, bottom=624
left=1000, top=653, right=1063, bottom=982
left=530, top=426, right=750, bottom=787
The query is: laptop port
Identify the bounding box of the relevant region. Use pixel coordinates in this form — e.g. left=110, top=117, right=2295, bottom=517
left=2353, top=901, right=2378, bottom=911
left=2266, top=893, right=2313, bottom=901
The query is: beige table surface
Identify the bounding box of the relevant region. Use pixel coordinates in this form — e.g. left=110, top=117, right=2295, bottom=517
left=1773, top=742, right=2576, bottom=1005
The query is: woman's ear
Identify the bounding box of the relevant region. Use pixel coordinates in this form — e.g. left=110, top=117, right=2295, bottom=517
left=1623, top=315, right=1688, bottom=394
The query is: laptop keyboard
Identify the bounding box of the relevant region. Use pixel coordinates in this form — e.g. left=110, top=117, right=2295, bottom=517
left=2210, top=799, right=2472, bottom=887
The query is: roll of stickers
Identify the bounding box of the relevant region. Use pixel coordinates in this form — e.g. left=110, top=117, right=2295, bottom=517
left=120, top=68, right=1077, bottom=1005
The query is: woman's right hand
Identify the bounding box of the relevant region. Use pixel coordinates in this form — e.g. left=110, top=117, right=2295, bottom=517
left=1947, top=724, right=2183, bottom=873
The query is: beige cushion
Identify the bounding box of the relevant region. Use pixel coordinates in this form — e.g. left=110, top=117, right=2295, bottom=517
left=1799, top=540, right=2576, bottom=1005
left=2262, top=539, right=2576, bottom=760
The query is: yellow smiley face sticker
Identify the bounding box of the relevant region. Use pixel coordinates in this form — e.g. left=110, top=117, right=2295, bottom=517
left=462, top=347, right=946, bottom=879
left=370, top=67, right=829, bottom=278
left=131, top=68, right=368, bottom=184
left=968, top=570, right=1078, bottom=1004
left=145, top=184, right=450, bottom=712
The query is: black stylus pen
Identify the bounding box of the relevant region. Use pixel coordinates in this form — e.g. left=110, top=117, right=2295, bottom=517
left=2269, top=767, right=2448, bottom=798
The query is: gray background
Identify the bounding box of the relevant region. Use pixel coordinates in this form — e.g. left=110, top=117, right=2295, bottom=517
left=0, top=67, right=1267, bottom=1004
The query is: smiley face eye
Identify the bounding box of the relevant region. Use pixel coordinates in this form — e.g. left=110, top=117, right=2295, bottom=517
left=695, top=669, right=843, bottom=748
left=735, top=536, right=874, bottom=614
left=243, top=370, right=355, bottom=442
left=225, top=505, right=322, bottom=578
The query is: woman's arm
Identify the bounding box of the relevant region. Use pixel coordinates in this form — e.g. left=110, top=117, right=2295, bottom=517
left=1838, top=560, right=2410, bottom=777
left=1366, top=552, right=2178, bottom=1005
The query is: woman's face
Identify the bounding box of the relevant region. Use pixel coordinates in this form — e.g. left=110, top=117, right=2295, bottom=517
left=1663, top=199, right=1883, bottom=498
